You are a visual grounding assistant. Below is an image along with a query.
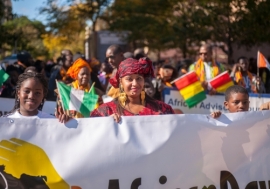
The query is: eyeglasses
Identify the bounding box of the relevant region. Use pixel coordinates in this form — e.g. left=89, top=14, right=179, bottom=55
left=199, top=52, right=207, bottom=56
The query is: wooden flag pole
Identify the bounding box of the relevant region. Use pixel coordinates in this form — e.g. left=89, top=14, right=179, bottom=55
left=89, top=82, right=96, bottom=93
left=257, top=51, right=260, bottom=77
left=55, top=80, right=65, bottom=114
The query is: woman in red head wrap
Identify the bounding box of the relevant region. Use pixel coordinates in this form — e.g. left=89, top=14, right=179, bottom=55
left=90, top=58, right=174, bottom=122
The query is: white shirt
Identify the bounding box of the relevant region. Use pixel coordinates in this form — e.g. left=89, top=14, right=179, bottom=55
left=6, top=110, right=55, bottom=118
left=204, top=62, right=212, bottom=80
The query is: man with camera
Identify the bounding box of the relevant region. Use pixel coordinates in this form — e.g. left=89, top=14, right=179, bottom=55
left=230, top=57, right=265, bottom=93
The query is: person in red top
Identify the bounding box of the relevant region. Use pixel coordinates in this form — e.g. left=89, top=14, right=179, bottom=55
left=90, top=57, right=174, bottom=122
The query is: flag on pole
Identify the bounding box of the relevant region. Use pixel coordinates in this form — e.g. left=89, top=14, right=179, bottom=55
left=56, top=81, right=99, bottom=117
left=172, top=71, right=206, bottom=108
left=209, top=71, right=234, bottom=93
left=0, top=66, right=9, bottom=87
left=257, top=51, right=270, bottom=71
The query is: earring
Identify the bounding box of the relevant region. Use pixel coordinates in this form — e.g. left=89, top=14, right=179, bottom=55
left=141, top=90, right=145, bottom=106
left=118, top=85, right=127, bottom=107
left=38, top=99, right=45, bottom=111
left=15, top=98, right=20, bottom=110
left=40, top=98, right=45, bottom=106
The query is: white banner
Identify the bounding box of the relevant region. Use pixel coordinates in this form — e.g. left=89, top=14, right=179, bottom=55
left=163, top=88, right=270, bottom=114
left=0, top=111, right=270, bottom=188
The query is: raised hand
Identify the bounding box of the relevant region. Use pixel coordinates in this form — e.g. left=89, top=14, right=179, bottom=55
left=111, top=113, right=121, bottom=123
left=55, top=107, right=72, bottom=123
left=210, top=111, right=222, bottom=119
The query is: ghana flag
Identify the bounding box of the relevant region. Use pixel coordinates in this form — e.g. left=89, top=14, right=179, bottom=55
left=172, top=71, right=206, bottom=108
left=209, top=71, right=234, bottom=93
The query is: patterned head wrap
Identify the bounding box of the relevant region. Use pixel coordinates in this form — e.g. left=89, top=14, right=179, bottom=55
left=109, top=57, right=154, bottom=88
left=66, top=58, right=92, bottom=79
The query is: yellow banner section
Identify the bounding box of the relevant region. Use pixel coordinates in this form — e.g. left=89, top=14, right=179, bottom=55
left=0, top=138, right=69, bottom=189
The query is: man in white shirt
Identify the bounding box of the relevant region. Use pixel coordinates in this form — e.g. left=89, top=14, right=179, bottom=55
left=189, top=44, right=225, bottom=93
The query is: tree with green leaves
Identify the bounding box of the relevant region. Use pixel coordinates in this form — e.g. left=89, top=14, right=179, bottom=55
left=106, top=0, right=270, bottom=62
left=67, top=0, right=113, bottom=33
left=38, top=0, right=270, bottom=61
left=105, top=0, right=217, bottom=58
left=190, top=0, right=270, bottom=62
left=3, top=16, right=48, bottom=57
left=235, top=0, right=270, bottom=47
left=40, top=1, right=87, bottom=57
left=105, top=0, right=174, bottom=51
left=40, top=0, right=112, bottom=57
left=0, top=0, right=14, bottom=57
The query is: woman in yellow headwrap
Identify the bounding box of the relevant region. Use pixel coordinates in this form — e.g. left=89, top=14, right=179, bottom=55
left=56, top=58, right=103, bottom=119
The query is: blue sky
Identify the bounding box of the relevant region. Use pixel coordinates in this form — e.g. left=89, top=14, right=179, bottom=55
left=12, top=0, right=47, bottom=23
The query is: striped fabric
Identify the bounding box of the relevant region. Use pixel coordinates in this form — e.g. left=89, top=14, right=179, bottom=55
left=209, top=71, right=234, bottom=93
left=57, top=81, right=98, bottom=117
left=173, top=71, right=206, bottom=108
left=257, top=51, right=270, bottom=71
left=0, top=66, right=9, bottom=87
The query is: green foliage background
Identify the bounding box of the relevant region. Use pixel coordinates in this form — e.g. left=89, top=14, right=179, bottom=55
left=1, top=0, right=270, bottom=61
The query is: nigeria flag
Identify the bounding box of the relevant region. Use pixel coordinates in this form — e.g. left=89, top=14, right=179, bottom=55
left=0, top=66, right=9, bottom=87
left=57, top=81, right=99, bottom=117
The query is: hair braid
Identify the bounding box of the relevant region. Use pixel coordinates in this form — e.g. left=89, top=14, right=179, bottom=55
left=11, top=72, right=48, bottom=113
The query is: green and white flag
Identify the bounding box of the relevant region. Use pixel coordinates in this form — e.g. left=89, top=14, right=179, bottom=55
left=57, top=81, right=99, bottom=117
left=0, top=66, right=9, bottom=87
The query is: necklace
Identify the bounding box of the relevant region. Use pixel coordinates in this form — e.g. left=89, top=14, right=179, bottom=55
left=127, top=103, right=134, bottom=114
left=125, top=102, right=144, bottom=115
left=18, top=109, right=39, bottom=116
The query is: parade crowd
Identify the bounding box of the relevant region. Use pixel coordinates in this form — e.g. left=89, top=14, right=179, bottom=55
left=0, top=44, right=270, bottom=121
